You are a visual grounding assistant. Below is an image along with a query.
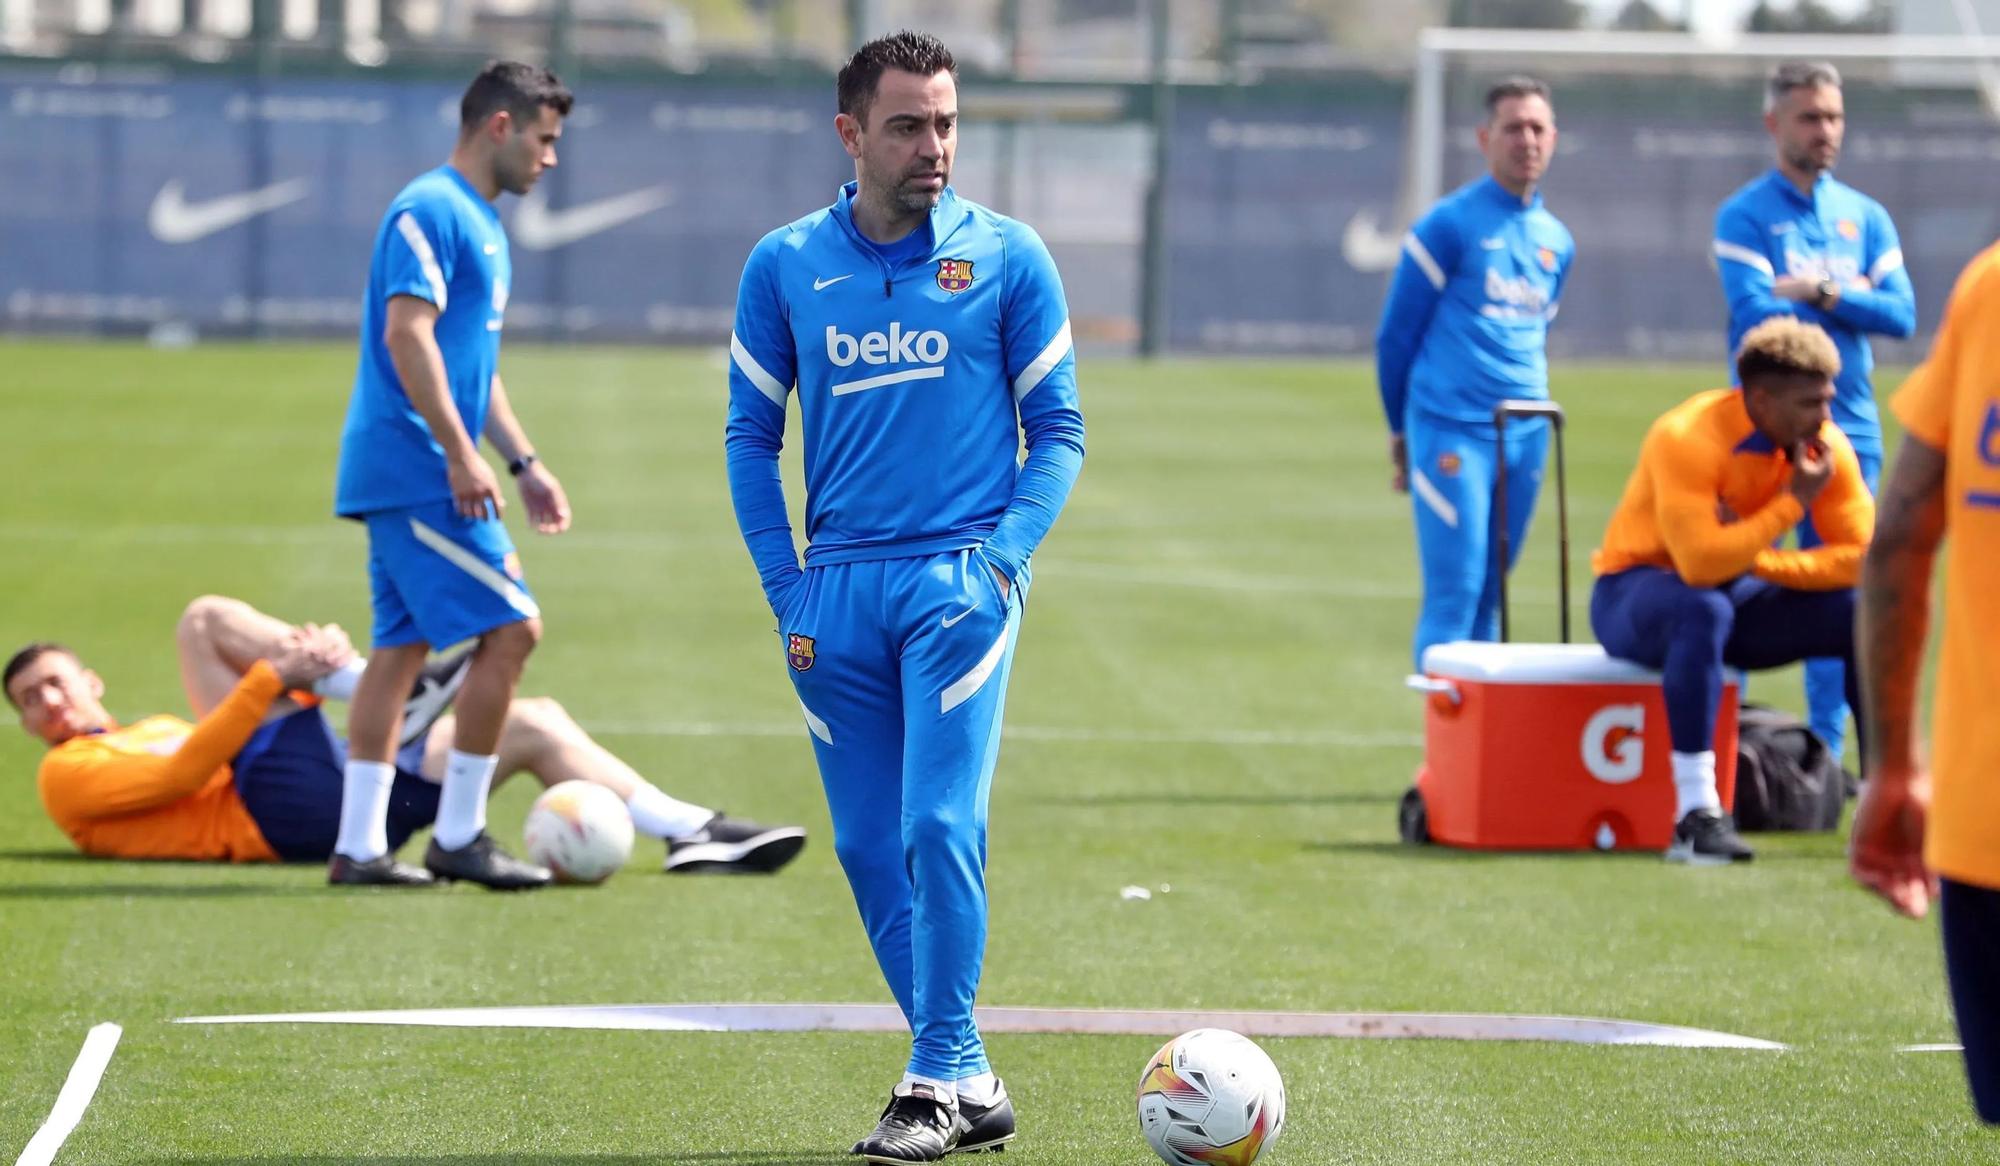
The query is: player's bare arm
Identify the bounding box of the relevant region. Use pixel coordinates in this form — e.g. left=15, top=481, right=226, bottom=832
left=1853, top=432, right=1949, bottom=919
left=484, top=373, right=571, bottom=534
left=383, top=293, right=502, bottom=520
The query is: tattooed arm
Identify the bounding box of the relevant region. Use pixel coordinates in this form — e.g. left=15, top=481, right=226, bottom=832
left=1851, top=433, right=1949, bottom=919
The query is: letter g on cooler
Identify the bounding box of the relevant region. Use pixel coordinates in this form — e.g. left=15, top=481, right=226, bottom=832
left=1581, top=704, right=1645, bottom=784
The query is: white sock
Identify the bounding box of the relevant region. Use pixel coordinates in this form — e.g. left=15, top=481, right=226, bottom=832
left=433, top=750, right=498, bottom=850
left=955, top=1071, right=1000, bottom=1107
left=335, top=760, right=395, bottom=861
left=1671, top=750, right=1721, bottom=819
left=626, top=783, right=714, bottom=840
left=311, top=658, right=367, bottom=701
left=896, top=1073, right=957, bottom=1107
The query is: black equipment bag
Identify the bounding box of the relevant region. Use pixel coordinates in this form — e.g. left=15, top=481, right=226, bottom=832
left=1732, top=703, right=1856, bottom=832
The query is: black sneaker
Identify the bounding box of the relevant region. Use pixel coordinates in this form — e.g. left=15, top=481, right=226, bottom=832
left=424, top=831, right=552, bottom=890
left=951, top=1081, right=1015, bottom=1155
left=327, top=852, right=436, bottom=886
left=400, top=645, right=474, bottom=748
left=852, top=1085, right=959, bottom=1164
left=1665, top=809, right=1755, bottom=866
left=664, top=814, right=806, bottom=874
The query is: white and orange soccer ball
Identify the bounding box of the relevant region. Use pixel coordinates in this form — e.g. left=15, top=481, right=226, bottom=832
left=1136, top=1028, right=1287, bottom=1166
left=522, top=780, right=634, bottom=884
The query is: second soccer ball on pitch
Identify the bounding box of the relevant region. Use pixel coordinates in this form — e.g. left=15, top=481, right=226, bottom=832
left=522, top=781, right=634, bottom=885
left=1137, top=1028, right=1287, bottom=1166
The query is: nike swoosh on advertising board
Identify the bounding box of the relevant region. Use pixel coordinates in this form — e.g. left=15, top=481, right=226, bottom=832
left=512, top=185, right=674, bottom=251
left=1340, top=208, right=1404, bottom=274
left=147, top=178, right=312, bottom=244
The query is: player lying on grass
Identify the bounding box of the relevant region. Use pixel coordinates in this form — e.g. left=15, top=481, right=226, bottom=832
left=1589, top=317, right=1874, bottom=866
left=5, top=595, right=804, bottom=877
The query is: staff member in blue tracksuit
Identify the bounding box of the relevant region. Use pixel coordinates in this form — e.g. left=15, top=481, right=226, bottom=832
left=724, top=30, right=1085, bottom=1166
left=1376, top=76, right=1575, bottom=669
left=1713, top=61, right=1915, bottom=769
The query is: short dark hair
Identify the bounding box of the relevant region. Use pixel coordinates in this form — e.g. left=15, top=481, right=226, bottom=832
left=837, top=30, right=956, bottom=124
left=459, top=60, right=573, bottom=134
left=3, top=642, right=75, bottom=707
left=1767, top=61, right=1841, bottom=112
left=1485, top=75, right=1552, bottom=118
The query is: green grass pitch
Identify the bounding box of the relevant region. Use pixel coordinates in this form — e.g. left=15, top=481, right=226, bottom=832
left=0, top=339, right=1988, bottom=1163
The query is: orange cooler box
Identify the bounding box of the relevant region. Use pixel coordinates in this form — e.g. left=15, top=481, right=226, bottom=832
left=1407, top=642, right=1739, bottom=851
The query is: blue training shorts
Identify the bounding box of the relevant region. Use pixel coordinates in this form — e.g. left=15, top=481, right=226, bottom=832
left=232, top=708, right=439, bottom=862
left=362, top=499, right=540, bottom=649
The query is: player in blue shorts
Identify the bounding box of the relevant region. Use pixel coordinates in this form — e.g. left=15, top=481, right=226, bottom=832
left=1375, top=76, right=1574, bottom=668
left=1712, top=61, right=1915, bottom=767
left=725, top=31, right=1085, bottom=1163
left=330, top=62, right=575, bottom=889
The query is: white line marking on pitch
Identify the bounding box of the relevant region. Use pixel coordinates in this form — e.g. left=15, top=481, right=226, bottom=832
left=1898, top=1043, right=1964, bottom=1053
left=576, top=720, right=1420, bottom=750
left=15, top=1023, right=121, bottom=1166
left=173, top=1003, right=1785, bottom=1050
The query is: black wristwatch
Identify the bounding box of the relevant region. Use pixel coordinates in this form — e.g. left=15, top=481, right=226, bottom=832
left=507, top=452, right=538, bottom=477
left=1816, top=277, right=1839, bottom=308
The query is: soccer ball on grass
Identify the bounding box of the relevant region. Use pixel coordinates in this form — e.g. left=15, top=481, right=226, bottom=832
left=522, top=780, right=634, bottom=884
left=1137, top=1028, right=1287, bottom=1166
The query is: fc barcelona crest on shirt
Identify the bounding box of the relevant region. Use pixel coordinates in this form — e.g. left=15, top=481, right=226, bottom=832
left=936, top=258, right=975, bottom=293
left=1837, top=218, right=1860, bottom=241
left=787, top=633, right=816, bottom=672
left=1537, top=247, right=1558, bottom=272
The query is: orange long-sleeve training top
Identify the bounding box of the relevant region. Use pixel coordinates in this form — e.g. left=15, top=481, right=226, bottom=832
left=1592, top=388, right=1874, bottom=590
left=36, top=662, right=286, bottom=861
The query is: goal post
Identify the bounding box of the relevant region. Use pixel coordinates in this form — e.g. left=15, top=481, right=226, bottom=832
left=1401, top=28, right=2000, bottom=362
left=1411, top=27, right=2000, bottom=211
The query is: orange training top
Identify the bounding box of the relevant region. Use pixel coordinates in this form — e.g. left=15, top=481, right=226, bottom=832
left=36, top=662, right=285, bottom=862
left=1592, top=388, right=1874, bottom=590
left=1888, top=241, right=2000, bottom=891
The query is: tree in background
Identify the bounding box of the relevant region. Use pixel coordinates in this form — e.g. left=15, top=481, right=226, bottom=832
left=1610, top=0, right=1686, bottom=32
left=1744, top=0, right=1893, bottom=34
left=1447, top=0, right=1586, bottom=29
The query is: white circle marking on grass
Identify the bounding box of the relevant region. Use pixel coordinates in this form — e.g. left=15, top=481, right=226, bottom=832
left=172, top=1003, right=1785, bottom=1050
left=14, top=1022, right=121, bottom=1166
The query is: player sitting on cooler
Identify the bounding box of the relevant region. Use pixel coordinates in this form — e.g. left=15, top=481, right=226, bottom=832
left=1589, top=317, right=1874, bottom=865
left=7, top=595, right=804, bottom=876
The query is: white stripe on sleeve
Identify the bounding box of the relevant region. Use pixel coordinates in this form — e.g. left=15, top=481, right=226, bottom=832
left=1404, top=233, right=1447, bottom=290
left=1012, top=320, right=1073, bottom=402
left=730, top=332, right=790, bottom=407
left=1869, top=247, right=1904, bottom=284
left=395, top=212, right=448, bottom=309
left=1711, top=240, right=1774, bottom=277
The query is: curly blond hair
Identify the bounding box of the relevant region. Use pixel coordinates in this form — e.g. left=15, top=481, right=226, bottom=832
left=1735, top=317, right=1841, bottom=386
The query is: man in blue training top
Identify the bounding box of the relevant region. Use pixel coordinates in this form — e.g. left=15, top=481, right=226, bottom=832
left=725, top=30, right=1085, bottom=1165
left=1712, top=60, right=1915, bottom=768
left=1376, top=76, right=1574, bottom=668
left=329, top=62, right=575, bottom=890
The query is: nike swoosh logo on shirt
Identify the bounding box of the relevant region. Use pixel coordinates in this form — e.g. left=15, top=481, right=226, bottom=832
left=147, top=177, right=312, bottom=244
left=942, top=605, right=977, bottom=628
left=1480, top=237, right=1506, bottom=249
left=814, top=274, right=854, bottom=291
left=511, top=184, right=674, bottom=251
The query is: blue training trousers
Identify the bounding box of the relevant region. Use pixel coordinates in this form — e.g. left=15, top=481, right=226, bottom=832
left=1798, top=447, right=1881, bottom=764
left=1591, top=567, right=1857, bottom=755
left=780, top=548, right=1021, bottom=1082
left=1406, top=412, right=1549, bottom=669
